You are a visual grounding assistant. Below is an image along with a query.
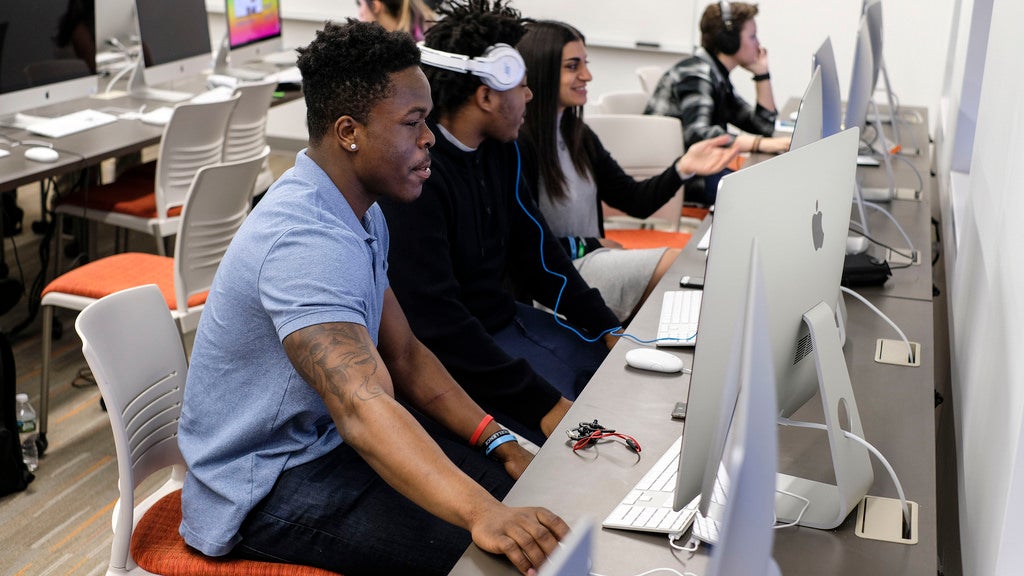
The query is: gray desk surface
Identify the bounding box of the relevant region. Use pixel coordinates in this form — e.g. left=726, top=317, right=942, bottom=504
left=451, top=229, right=937, bottom=576
left=0, top=77, right=301, bottom=192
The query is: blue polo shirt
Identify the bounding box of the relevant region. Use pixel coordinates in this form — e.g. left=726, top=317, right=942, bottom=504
left=178, top=150, right=389, bottom=556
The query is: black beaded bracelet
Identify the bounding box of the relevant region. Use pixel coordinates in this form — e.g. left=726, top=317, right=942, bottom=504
left=481, top=429, right=512, bottom=451
left=752, top=72, right=771, bottom=82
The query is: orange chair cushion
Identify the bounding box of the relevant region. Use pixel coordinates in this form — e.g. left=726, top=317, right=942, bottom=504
left=605, top=229, right=692, bottom=250
left=41, top=253, right=206, bottom=309
left=681, top=206, right=711, bottom=221
left=57, top=170, right=181, bottom=219
left=131, top=490, right=341, bottom=576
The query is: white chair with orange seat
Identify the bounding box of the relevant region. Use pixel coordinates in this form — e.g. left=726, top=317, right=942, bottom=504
left=53, top=93, right=240, bottom=275
left=37, top=150, right=267, bottom=450
left=75, top=284, right=339, bottom=576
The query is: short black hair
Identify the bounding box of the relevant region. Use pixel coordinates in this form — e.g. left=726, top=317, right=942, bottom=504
left=296, top=20, right=421, bottom=144
left=421, top=0, right=525, bottom=119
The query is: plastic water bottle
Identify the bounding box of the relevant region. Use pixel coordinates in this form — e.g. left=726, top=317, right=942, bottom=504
left=15, top=393, right=38, bottom=472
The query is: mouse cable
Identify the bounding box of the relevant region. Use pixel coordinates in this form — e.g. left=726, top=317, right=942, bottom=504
left=839, top=285, right=916, bottom=363
left=778, top=416, right=912, bottom=534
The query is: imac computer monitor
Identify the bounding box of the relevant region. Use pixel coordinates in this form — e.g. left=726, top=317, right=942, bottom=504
left=863, top=0, right=883, bottom=92
left=225, top=0, right=283, bottom=64
left=812, top=37, right=842, bottom=138
left=844, top=16, right=874, bottom=132
left=96, top=0, right=140, bottom=54
left=0, top=2, right=98, bottom=118
left=135, top=0, right=212, bottom=86
left=702, top=242, right=782, bottom=576
left=674, top=128, right=871, bottom=529
left=789, top=66, right=823, bottom=150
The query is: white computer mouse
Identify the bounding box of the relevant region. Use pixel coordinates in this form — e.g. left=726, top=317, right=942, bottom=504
left=24, top=146, right=59, bottom=163
left=624, top=348, right=684, bottom=373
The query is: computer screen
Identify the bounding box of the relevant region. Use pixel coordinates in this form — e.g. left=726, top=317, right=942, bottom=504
left=0, top=0, right=98, bottom=117
left=863, top=0, right=883, bottom=92
left=225, top=0, right=283, bottom=63
left=812, top=37, right=842, bottom=138
left=701, top=242, right=781, bottom=576
left=843, top=16, right=873, bottom=132
left=673, top=129, right=862, bottom=525
left=789, top=67, right=823, bottom=151
left=135, top=0, right=211, bottom=86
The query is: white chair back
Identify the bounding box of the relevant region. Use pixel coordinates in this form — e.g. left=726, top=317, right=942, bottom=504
left=585, top=114, right=685, bottom=231
left=75, top=284, right=189, bottom=574
left=173, top=148, right=269, bottom=331
left=637, top=64, right=669, bottom=95
left=225, top=80, right=277, bottom=195
left=592, top=91, right=650, bottom=115
left=154, top=94, right=240, bottom=219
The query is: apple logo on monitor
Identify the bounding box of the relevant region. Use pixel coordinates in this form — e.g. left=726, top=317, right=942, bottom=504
left=811, top=200, right=824, bottom=250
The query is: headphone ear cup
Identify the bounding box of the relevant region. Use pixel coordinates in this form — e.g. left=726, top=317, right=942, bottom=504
left=716, top=27, right=740, bottom=55
left=475, top=44, right=526, bottom=91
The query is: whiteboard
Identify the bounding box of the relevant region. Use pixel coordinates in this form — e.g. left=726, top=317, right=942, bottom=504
left=511, top=0, right=697, bottom=53
left=207, top=0, right=697, bottom=53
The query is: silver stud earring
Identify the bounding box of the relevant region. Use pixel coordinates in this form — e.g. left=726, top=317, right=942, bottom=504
left=350, top=143, right=357, bottom=151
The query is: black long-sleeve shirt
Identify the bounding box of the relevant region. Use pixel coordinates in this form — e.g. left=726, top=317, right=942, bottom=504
left=379, top=122, right=621, bottom=428
left=519, top=124, right=686, bottom=258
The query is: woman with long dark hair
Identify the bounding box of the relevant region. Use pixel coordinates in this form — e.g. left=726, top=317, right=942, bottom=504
left=517, top=20, right=736, bottom=321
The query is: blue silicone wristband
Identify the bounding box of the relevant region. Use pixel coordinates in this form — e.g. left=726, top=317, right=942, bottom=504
left=484, top=433, right=518, bottom=456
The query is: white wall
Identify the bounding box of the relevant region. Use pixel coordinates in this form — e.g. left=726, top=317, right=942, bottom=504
left=207, top=0, right=953, bottom=124
left=937, top=1, right=1024, bottom=575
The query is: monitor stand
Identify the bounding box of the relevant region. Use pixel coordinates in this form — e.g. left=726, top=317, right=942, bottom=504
left=774, top=301, right=874, bottom=529
left=126, top=57, right=193, bottom=103
left=212, top=34, right=271, bottom=81
left=858, top=100, right=920, bottom=202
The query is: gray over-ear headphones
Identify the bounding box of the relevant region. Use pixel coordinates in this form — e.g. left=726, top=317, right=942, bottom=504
left=418, top=42, right=526, bottom=91
left=716, top=1, right=741, bottom=56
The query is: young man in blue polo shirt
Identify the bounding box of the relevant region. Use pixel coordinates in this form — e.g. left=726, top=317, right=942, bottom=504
left=178, top=21, right=567, bottom=576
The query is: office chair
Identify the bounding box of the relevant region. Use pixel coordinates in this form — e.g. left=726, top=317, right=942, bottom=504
left=585, top=114, right=698, bottom=249
left=591, top=90, right=650, bottom=115
left=636, top=64, right=669, bottom=95
left=38, top=151, right=267, bottom=449
left=223, top=79, right=277, bottom=198
left=52, top=93, right=240, bottom=276
left=75, top=284, right=339, bottom=576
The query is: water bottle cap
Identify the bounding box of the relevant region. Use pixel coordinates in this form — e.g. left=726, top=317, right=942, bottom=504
left=15, top=393, right=28, bottom=402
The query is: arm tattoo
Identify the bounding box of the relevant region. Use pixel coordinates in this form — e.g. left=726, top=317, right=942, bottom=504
left=289, top=323, right=387, bottom=407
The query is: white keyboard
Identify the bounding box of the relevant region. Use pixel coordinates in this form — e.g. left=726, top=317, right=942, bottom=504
left=26, top=109, right=118, bottom=138
left=656, top=290, right=701, bottom=347
left=602, top=437, right=699, bottom=534
left=691, top=461, right=730, bottom=545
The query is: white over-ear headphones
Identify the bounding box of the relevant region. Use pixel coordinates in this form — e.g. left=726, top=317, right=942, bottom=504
left=418, top=42, right=526, bottom=91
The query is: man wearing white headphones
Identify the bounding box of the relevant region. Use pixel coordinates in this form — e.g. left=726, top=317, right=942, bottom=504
left=645, top=1, right=790, bottom=204
left=379, top=0, right=621, bottom=446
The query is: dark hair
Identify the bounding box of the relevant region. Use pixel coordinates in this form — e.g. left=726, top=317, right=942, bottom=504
left=296, top=20, right=421, bottom=144
left=700, top=2, right=759, bottom=56
left=421, top=0, right=525, bottom=120
left=518, top=20, right=594, bottom=201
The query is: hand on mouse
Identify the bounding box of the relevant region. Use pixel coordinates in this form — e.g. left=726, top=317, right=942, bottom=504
left=468, top=502, right=570, bottom=575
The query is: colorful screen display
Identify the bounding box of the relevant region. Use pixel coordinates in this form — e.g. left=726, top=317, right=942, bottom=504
left=226, top=0, right=282, bottom=49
